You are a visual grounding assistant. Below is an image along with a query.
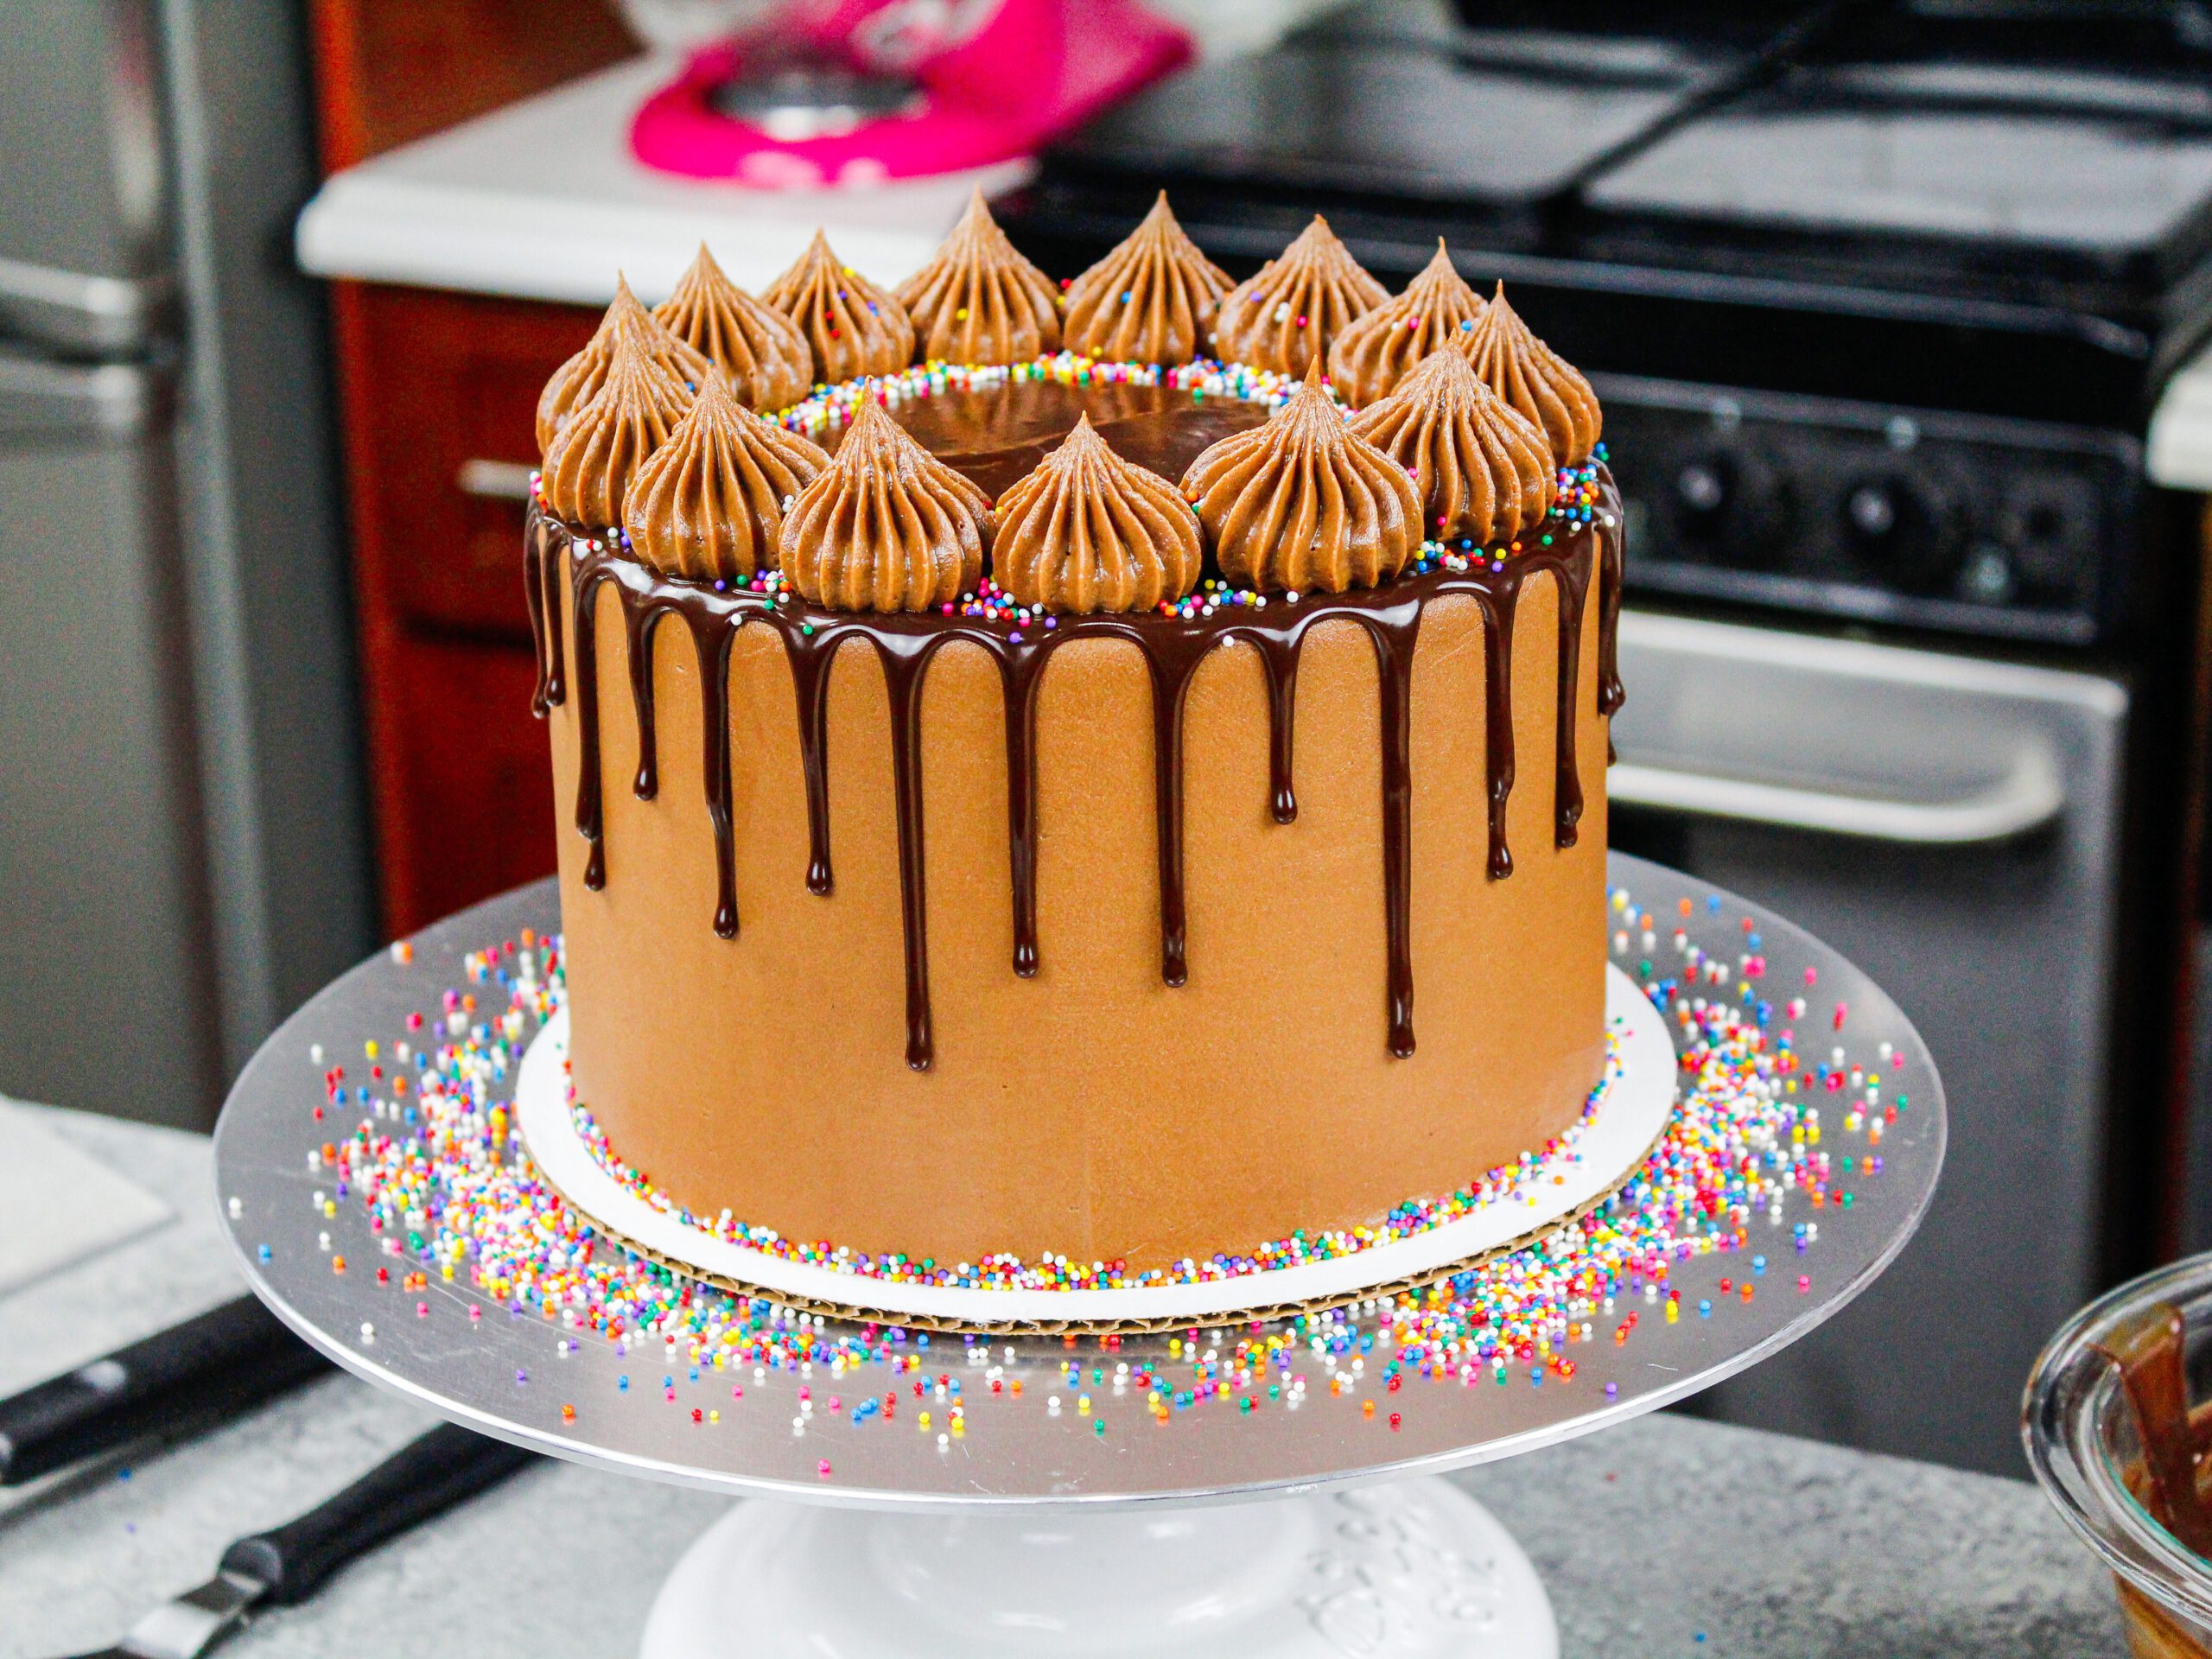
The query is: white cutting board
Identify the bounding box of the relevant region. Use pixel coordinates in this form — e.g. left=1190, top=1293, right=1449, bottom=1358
left=0, top=1099, right=173, bottom=1297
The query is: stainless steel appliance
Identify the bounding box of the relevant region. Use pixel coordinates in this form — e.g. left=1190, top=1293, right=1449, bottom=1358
left=0, top=0, right=372, bottom=1128
left=1007, top=0, right=2212, bottom=1474
left=1612, top=609, right=2126, bottom=1471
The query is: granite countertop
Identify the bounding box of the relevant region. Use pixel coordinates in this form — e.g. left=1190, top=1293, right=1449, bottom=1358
left=0, top=1104, right=2126, bottom=1658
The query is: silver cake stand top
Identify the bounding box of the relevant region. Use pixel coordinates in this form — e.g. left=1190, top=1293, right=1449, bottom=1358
left=212, top=852, right=1943, bottom=1511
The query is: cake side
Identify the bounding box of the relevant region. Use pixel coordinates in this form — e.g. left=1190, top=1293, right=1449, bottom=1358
left=544, top=528, right=1611, bottom=1270
left=526, top=203, right=1627, bottom=1281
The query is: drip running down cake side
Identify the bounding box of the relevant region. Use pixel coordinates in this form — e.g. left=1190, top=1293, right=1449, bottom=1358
left=525, top=198, right=1627, bottom=1278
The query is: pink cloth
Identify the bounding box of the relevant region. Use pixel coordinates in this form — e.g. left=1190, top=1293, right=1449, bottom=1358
left=631, top=0, right=1190, bottom=188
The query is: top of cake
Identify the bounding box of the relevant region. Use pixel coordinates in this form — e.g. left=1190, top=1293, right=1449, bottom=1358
left=536, top=194, right=1607, bottom=619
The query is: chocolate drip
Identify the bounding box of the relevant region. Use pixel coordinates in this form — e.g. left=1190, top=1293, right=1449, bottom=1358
left=1551, top=561, right=1587, bottom=850
left=534, top=517, right=569, bottom=714
left=1001, top=650, right=1047, bottom=976
left=1474, top=584, right=1518, bottom=881
left=1357, top=600, right=1422, bottom=1057
left=1596, top=489, right=1626, bottom=767
left=770, top=614, right=956, bottom=1067
left=570, top=563, right=619, bottom=890
left=625, top=603, right=674, bottom=799
left=1146, top=639, right=1197, bottom=988
left=689, top=609, right=743, bottom=941
left=1596, top=501, right=1627, bottom=720
left=988, top=613, right=1217, bottom=990
left=529, top=474, right=1624, bottom=1069
left=1256, top=633, right=1303, bottom=825
left=785, top=639, right=841, bottom=899
left=524, top=517, right=549, bottom=715
left=879, top=632, right=954, bottom=1069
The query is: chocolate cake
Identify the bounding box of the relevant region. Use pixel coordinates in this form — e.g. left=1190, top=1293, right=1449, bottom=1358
left=524, top=196, right=1624, bottom=1277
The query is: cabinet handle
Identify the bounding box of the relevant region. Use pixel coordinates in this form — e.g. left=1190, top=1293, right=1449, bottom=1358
left=455, top=459, right=537, bottom=501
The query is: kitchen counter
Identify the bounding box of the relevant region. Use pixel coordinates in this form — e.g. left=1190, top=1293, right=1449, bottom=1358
left=0, top=1104, right=2128, bottom=1657
left=294, top=55, right=1032, bottom=303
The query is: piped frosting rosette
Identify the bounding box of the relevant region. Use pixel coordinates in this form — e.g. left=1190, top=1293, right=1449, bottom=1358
left=893, top=188, right=1063, bottom=368
left=1211, top=215, right=1389, bottom=379
left=541, top=322, right=693, bottom=528
left=537, top=277, right=711, bottom=456
left=1349, top=348, right=1555, bottom=546
left=621, top=376, right=831, bottom=583
left=993, top=416, right=1204, bottom=613
left=1459, top=283, right=1602, bottom=467
left=1180, top=359, right=1421, bottom=594
left=1327, top=241, right=1488, bottom=409
left=762, top=232, right=917, bottom=386
left=1062, top=193, right=1233, bottom=368
left=780, top=397, right=995, bottom=612
left=652, top=244, right=815, bottom=415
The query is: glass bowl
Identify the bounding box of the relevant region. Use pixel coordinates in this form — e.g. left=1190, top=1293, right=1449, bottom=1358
left=2026, top=1255, right=2212, bottom=1659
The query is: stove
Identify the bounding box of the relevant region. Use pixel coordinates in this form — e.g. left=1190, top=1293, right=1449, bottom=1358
left=1002, top=0, right=2212, bottom=1478
left=1058, top=0, right=1773, bottom=233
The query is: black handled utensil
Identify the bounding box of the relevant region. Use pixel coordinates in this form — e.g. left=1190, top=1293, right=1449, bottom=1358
left=52, top=1421, right=538, bottom=1659
left=0, top=1295, right=331, bottom=1487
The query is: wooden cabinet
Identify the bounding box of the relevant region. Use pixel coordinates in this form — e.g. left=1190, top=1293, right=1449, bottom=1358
left=327, top=282, right=600, bottom=936
left=309, top=0, right=635, bottom=174
left=308, top=0, right=635, bottom=936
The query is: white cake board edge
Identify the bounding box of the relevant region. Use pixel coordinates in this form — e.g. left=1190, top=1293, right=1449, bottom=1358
left=517, top=962, right=1675, bottom=1329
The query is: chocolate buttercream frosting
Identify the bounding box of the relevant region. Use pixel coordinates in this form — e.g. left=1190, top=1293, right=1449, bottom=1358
left=537, top=276, right=711, bottom=457
left=1327, top=241, right=1488, bottom=409
left=1349, top=347, right=1554, bottom=545
left=652, top=244, right=815, bottom=415
left=893, top=188, right=1063, bottom=367
left=780, top=396, right=993, bottom=612
left=991, top=415, right=1203, bottom=613
left=1180, top=359, right=1421, bottom=594
left=1210, top=215, right=1389, bottom=379
left=621, top=375, right=830, bottom=582
left=1459, top=283, right=1601, bottom=467
left=1061, top=192, right=1232, bottom=367
left=762, top=231, right=917, bottom=386
left=542, top=322, right=693, bottom=528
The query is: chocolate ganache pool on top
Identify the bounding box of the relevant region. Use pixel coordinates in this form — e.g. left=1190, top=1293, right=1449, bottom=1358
left=522, top=190, right=1626, bottom=1276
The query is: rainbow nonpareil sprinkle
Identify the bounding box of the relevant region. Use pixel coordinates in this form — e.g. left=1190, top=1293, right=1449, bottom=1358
left=314, top=883, right=1889, bottom=1419
left=771, top=353, right=1325, bottom=448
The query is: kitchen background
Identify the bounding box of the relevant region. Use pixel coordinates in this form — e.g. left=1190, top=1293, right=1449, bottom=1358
left=5, top=0, right=2211, bottom=1481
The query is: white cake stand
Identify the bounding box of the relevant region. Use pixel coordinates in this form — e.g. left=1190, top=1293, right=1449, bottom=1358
left=211, top=854, right=1944, bottom=1657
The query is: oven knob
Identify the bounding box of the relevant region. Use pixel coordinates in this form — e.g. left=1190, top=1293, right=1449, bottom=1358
left=1846, top=480, right=1897, bottom=538
left=1670, top=449, right=1793, bottom=569
left=1677, top=456, right=1729, bottom=514
left=1840, top=472, right=1963, bottom=594
left=1960, top=543, right=2017, bottom=606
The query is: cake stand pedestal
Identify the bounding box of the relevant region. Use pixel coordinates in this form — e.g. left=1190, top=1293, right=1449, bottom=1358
left=211, top=854, right=1944, bottom=1658
left=643, top=1478, right=1552, bottom=1656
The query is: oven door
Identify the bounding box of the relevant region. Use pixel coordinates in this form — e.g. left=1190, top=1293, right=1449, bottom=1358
left=1610, top=609, right=2126, bottom=1477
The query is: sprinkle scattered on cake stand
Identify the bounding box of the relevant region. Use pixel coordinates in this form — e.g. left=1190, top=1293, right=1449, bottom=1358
left=210, top=854, right=1942, bottom=1656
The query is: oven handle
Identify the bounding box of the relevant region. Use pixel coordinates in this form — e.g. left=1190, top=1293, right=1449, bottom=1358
left=1609, top=746, right=2065, bottom=844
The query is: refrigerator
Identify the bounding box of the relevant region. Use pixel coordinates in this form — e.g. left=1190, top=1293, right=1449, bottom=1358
left=0, top=0, right=372, bottom=1129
